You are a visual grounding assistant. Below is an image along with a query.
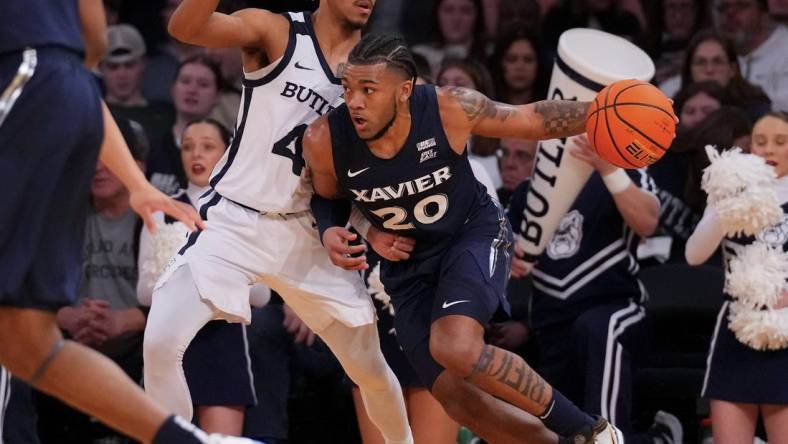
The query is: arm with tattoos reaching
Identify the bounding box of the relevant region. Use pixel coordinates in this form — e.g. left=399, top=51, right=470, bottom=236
left=436, top=86, right=590, bottom=148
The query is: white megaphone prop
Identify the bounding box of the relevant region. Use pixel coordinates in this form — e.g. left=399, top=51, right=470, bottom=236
left=517, top=29, right=655, bottom=263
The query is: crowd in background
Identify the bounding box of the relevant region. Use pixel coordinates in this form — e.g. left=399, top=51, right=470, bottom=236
left=2, top=0, right=787, bottom=443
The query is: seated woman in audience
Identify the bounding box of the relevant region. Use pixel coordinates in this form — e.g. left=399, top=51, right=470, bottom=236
left=138, top=119, right=268, bottom=436
left=489, top=28, right=549, bottom=106
left=412, top=0, right=489, bottom=76
left=685, top=111, right=788, bottom=443
left=674, top=80, right=729, bottom=131
left=648, top=106, right=752, bottom=263
left=659, top=30, right=771, bottom=122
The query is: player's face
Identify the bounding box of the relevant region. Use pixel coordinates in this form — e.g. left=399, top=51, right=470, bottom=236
left=438, top=66, right=476, bottom=89
left=172, top=63, right=219, bottom=119
left=679, top=91, right=721, bottom=130
left=502, top=39, right=538, bottom=92
left=342, top=63, right=411, bottom=141
left=497, top=138, right=536, bottom=191
left=100, top=58, right=145, bottom=102
left=438, top=0, right=477, bottom=44
left=690, top=40, right=735, bottom=87
left=181, top=123, right=228, bottom=187
left=326, top=0, right=376, bottom=30
left=751, top=115, right=788, bottom=177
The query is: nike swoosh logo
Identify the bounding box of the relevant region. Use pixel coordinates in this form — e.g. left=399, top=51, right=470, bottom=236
left=442, top=300, right=470, bottom=309
left=347, top=167, right=370, bottom=177
left=294, top=61, right=314, bottom=71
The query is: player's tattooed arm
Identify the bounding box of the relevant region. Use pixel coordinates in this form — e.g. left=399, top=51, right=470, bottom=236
left=532, top=101, right=590, bottom=138
left=439, top=86, right=590, bottom=141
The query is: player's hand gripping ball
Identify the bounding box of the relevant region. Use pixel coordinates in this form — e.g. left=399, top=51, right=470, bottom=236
left=586, top=79, right=676, bottom=169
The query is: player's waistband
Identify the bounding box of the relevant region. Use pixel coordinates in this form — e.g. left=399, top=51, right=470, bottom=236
left=215, top=191, right=309, bottom=220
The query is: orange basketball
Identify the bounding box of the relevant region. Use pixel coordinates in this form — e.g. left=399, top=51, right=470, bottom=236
left=586, top=79, right=676, bottom=169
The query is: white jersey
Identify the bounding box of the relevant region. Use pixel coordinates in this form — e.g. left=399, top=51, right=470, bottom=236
left=210, top=11, right=344, bottom=213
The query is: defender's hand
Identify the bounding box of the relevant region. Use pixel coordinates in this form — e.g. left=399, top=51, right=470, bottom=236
left=322, top=226, right=368, bottom=270
left=569, top=134, right=617, bottom=176
left=130, top=183, right=205, bottom=234
left=367, top=227, right=416, bottom=262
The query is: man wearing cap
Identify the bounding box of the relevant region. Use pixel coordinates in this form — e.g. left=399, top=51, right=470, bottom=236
left=100, top=24, right=173, bottom=145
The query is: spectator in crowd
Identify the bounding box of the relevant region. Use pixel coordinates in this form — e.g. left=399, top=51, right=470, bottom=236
left=103, top=0, right=121, bottom=25
left=660, top=30, right=772, bottom=121
left=147, top=55, right=221, bottom=195
left=652, top=0, right=706, bottom=84
left=507, top=134, right=684, bottom=443
left=205, top=46, right=243, bottom=130
left=686, top=111, right=788, bottom=444
left=770, top=0, right=788, bottom=20
left=647, top=106, right=752, bottom=263
left=412, top=0, right=489, bottom=76
left=674, top=80, right=729, bottom=131
left=436, top=57, right=502, bottom=189
left=43, top=118, right=149, bottom=442
left=100, top=24, right=175, bottom=145
left=139, top=119, right=269, bottom=436
left=497, top=0, right=543, bottom=36
left=713, top=0, right=788, bottom=111
left=496, top=138, right=537, bottom=206
left=490, top=28, right=550, bottom=106
left=542, top=0, right=645, bottom=50
left=143, top=0, right=206, bottom=103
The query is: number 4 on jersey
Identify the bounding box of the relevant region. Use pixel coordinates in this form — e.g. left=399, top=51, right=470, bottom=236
left=272, top=124, right=307, bottom=176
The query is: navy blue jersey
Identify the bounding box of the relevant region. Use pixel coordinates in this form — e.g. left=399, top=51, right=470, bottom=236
left=329, top=85, right=492, bottom=259
left=1, top=0, right=84, bottom=55
left=508, top=170, right=658, bottom=328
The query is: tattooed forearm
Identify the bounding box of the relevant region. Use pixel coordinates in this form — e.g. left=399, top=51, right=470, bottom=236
left=447, top=86, right=514, bottom=123
left=469, top=344, right=551, bottom=412
left=534, top=100, right=590, bottom=138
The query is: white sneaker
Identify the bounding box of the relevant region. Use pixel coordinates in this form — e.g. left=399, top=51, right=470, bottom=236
left=206, top=435, right=265, bottom=444
left=649, top=410, right=683, bottom=444
left=592, top=418, right=624, bottom=444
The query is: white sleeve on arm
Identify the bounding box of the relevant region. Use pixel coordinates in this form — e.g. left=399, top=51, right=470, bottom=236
left=685, top=206, right=726, bottom=265
left=349, top=205, right=372, bottom=240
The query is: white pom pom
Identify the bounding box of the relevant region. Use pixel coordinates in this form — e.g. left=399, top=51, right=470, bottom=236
left=140, top=220, right=189, bottom=281
left=367, top=262, right=395, bottom=316
left=726, top=241, right=788, bottom=309
left=702, top=146, right=782, bottom=236
left=728, top=302, right=788, bottom=350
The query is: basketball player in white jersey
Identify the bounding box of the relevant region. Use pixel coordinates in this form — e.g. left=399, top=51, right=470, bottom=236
left=142, top=2, right=414, bottom=443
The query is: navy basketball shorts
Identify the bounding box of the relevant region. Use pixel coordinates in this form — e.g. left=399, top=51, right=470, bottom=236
left=183, top=320, right=257, bottom=407
left=385, top=219, right=513, bottom=389
left=0, top=47, right=103, bottom=311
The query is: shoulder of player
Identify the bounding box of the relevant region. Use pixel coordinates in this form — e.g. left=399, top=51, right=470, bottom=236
left=436, top=85, right=491, bottom=124
left=303, top=115, right=334, bottom=164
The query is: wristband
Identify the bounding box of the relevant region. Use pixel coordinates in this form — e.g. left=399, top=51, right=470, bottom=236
left=602, top=169, right=631, bottom=194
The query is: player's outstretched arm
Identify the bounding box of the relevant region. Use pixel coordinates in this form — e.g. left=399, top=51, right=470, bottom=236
left=168, top=0, right=286, bottom=49
left=98, top=102, right=204, bottom=233
left=79, top=0, right=108, bottom=69
left=438, top=86, right=590, bottom=142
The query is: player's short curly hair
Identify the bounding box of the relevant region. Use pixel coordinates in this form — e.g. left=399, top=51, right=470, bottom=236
left=347, top=34, right=417, bottom=81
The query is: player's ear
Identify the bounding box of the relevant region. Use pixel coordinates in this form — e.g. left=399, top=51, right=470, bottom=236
left=399, top=78, right=413, bottom=103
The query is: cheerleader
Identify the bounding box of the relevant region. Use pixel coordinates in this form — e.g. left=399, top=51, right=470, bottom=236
left=138, top=119, right=269, bottom=435
left=686, top=112, right=788, bottom=444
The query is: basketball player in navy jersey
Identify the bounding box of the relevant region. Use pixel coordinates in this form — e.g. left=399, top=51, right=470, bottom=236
left=0, top=1, right=259, bottom=443
left=304, top=34, right=623, bottom=444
